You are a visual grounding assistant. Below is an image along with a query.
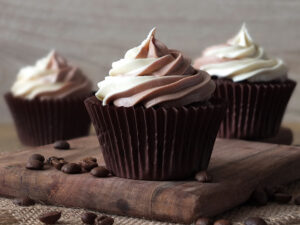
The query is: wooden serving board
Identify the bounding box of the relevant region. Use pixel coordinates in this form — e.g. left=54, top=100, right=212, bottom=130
left=0, top=135, right=300, bottom=224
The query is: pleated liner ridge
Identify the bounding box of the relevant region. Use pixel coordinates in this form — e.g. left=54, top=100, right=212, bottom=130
left=4, top=92, right=92, bottom=146
left=85, top=96, right=226, bottom=181
left=214, top=79, right=296, bottom=139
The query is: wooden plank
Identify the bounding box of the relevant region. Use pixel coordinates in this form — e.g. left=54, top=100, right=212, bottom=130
left=0, top=0, right=299, bottom=123
left=0, top=136, right=300, bottom=224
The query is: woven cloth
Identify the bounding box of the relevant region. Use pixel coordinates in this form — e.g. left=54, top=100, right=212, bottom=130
left=0, top=182, right=299, bottom=225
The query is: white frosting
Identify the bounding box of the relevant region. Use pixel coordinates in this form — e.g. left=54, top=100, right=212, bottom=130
left=97, top=76, right=154, bottom=104
left=109, top=28, right=159, bottom=76
left=11, top=51, right=65, bottom=99
left=199, top=24, right=288, bottom=82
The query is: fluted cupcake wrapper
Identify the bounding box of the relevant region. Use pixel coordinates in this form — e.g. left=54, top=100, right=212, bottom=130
left=214, top=79, right=296, bottom=139
left=5, top=92, right=92, bottom=146
left=85, top=96, right=226, bottom=181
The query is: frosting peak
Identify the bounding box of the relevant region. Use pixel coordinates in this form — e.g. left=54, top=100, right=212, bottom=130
left=11, top=51, right=92, bottom=99
left=228, top=23, right=253, bottom=47
left=124, top=28, right=167, bottom=59
left=96, top=28, right=215, bottom=108
left=109, top=28, right=195, bottom=77
left=194, top=24, right=287, bottom=82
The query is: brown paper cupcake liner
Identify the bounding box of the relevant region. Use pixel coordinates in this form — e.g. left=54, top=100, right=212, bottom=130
left=213, top=79, right=296, bottom=139
left=85, top=96, right=226, bottom=181
left=4, top=92, right=92, bottom=146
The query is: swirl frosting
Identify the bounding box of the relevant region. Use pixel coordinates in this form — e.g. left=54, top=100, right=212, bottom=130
left=96, top=28, right=215, bottom=108
left=193, top=24, right=288, bottom=82
left=11, top=51, right=92, bottom=100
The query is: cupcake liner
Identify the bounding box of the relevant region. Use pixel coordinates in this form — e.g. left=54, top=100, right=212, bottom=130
left=85, top=96, right=226, bottom=181
left=4, top=92, right=92, bottom=146
left=214, top=79, right=296, bottom=139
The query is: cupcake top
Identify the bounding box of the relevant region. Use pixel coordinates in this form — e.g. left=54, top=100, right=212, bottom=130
left=11, top=51, right=92, bottom=100
left=193, top=24, right=288, bottom=82
left=96, top=28, right=215, bottom=108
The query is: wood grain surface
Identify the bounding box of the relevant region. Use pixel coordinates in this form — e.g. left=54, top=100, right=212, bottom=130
left=0, top=135, right=300, bottom=224
left=0, top=0, right=299, bottom=123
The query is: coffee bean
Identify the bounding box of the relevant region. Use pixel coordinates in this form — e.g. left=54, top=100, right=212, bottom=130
left=29, top=154, right=45, bottom=163
left=47, top=156, right=61, bottom=164
left=83, top=157, right=97, bottom=163
left=274, top=193, right=292, bottom=204
left=38, top=211, right=61, bottom=224
left=244, top=217, right=267, bottom=225
left=81, top=212, right=97, bottom=224
left=213, top=219, right=232, bottom=225
left=90, top=166, right=109, bottom=177
left=95, top=216, right=114, bottom=225
left=295, top=195, right=300, bottom=205
left=195, top=217, right=213, bottom=225
left=250, top=187, right=268, bottom=206
left=48, top=157, right=67, bottom=170
left=195, top=171, right=212, bottom=183
left=13, top=197, right=35, bottom=206
left=53, top=140, right=70, bottom=150
left=81, top=161, right=98, bottom=172
left=61, top=163, right=81, bottom=174
left=52, top=159, right=67, bottom=170
left=26, top=159, right=44, bottom=170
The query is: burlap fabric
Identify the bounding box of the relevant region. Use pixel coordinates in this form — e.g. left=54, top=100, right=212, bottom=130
left=0, top=181, right=299, bottom=225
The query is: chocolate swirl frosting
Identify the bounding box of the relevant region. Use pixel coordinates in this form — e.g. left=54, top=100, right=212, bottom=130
left=96, top=28, right=215, bottom=108
left=11, top=51, right=92, bottom=100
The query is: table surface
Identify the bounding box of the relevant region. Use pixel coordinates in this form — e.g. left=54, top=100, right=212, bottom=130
left=1, top=123, right=300, bottom=155
left=0, top=123, right=300, bottom=225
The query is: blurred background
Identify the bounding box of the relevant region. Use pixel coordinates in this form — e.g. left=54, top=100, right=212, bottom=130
left=0, top=0, right=299, bottom=125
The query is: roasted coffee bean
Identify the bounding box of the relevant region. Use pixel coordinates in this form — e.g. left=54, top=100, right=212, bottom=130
left=38, top=211, right=61, bottom=224
left=13, top=197, right=35, bottom=206
left=95, top=216, right=114, bottom=225
left=47, top=156, right=60, bottom=164
left=83, top=157, right=97, bottom=163
left=29, top=154, right=45, bottom=163
left=26, top=159, right=44, bottom=170
left=195, top=171, right=212, bottom=183
left=52, top=159, right=67, bottom=170
left=81, top=212, right=97, bottom=224
left=274, top=193, right=292, bottom=204
left=47, top=156, right=65, bottom=164
left=195, top=217, right=213, bottom=225
left=47, top=156, right=68, bottom=170
left=250, top=187, right=268, bottom=206
left=61, top=163, right=81, bottom=174
left=81, top=160, right=98, bottom=172
left=294, top=195, right=300, bottom=205
left=244, top=217, right=267, bottom=225
left=213, top=219, right=232, bottom=225
left=90, top=166, right=109, bottom=177
left=53, top=140, right=70, bottom=150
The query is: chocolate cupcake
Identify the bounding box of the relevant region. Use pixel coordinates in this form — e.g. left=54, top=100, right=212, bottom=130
left=85, top=28, right=226, bottom=180
left=194, top=24, right=296, bottom=139
left=5, top=51, right=93, bottom=146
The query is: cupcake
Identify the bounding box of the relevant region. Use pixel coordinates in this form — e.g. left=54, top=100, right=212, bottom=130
left=5, top=50, right=93, bottom=146
left=85, top=28, right=226, bottom=180
left=194, top=24, right=296, bottom=139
